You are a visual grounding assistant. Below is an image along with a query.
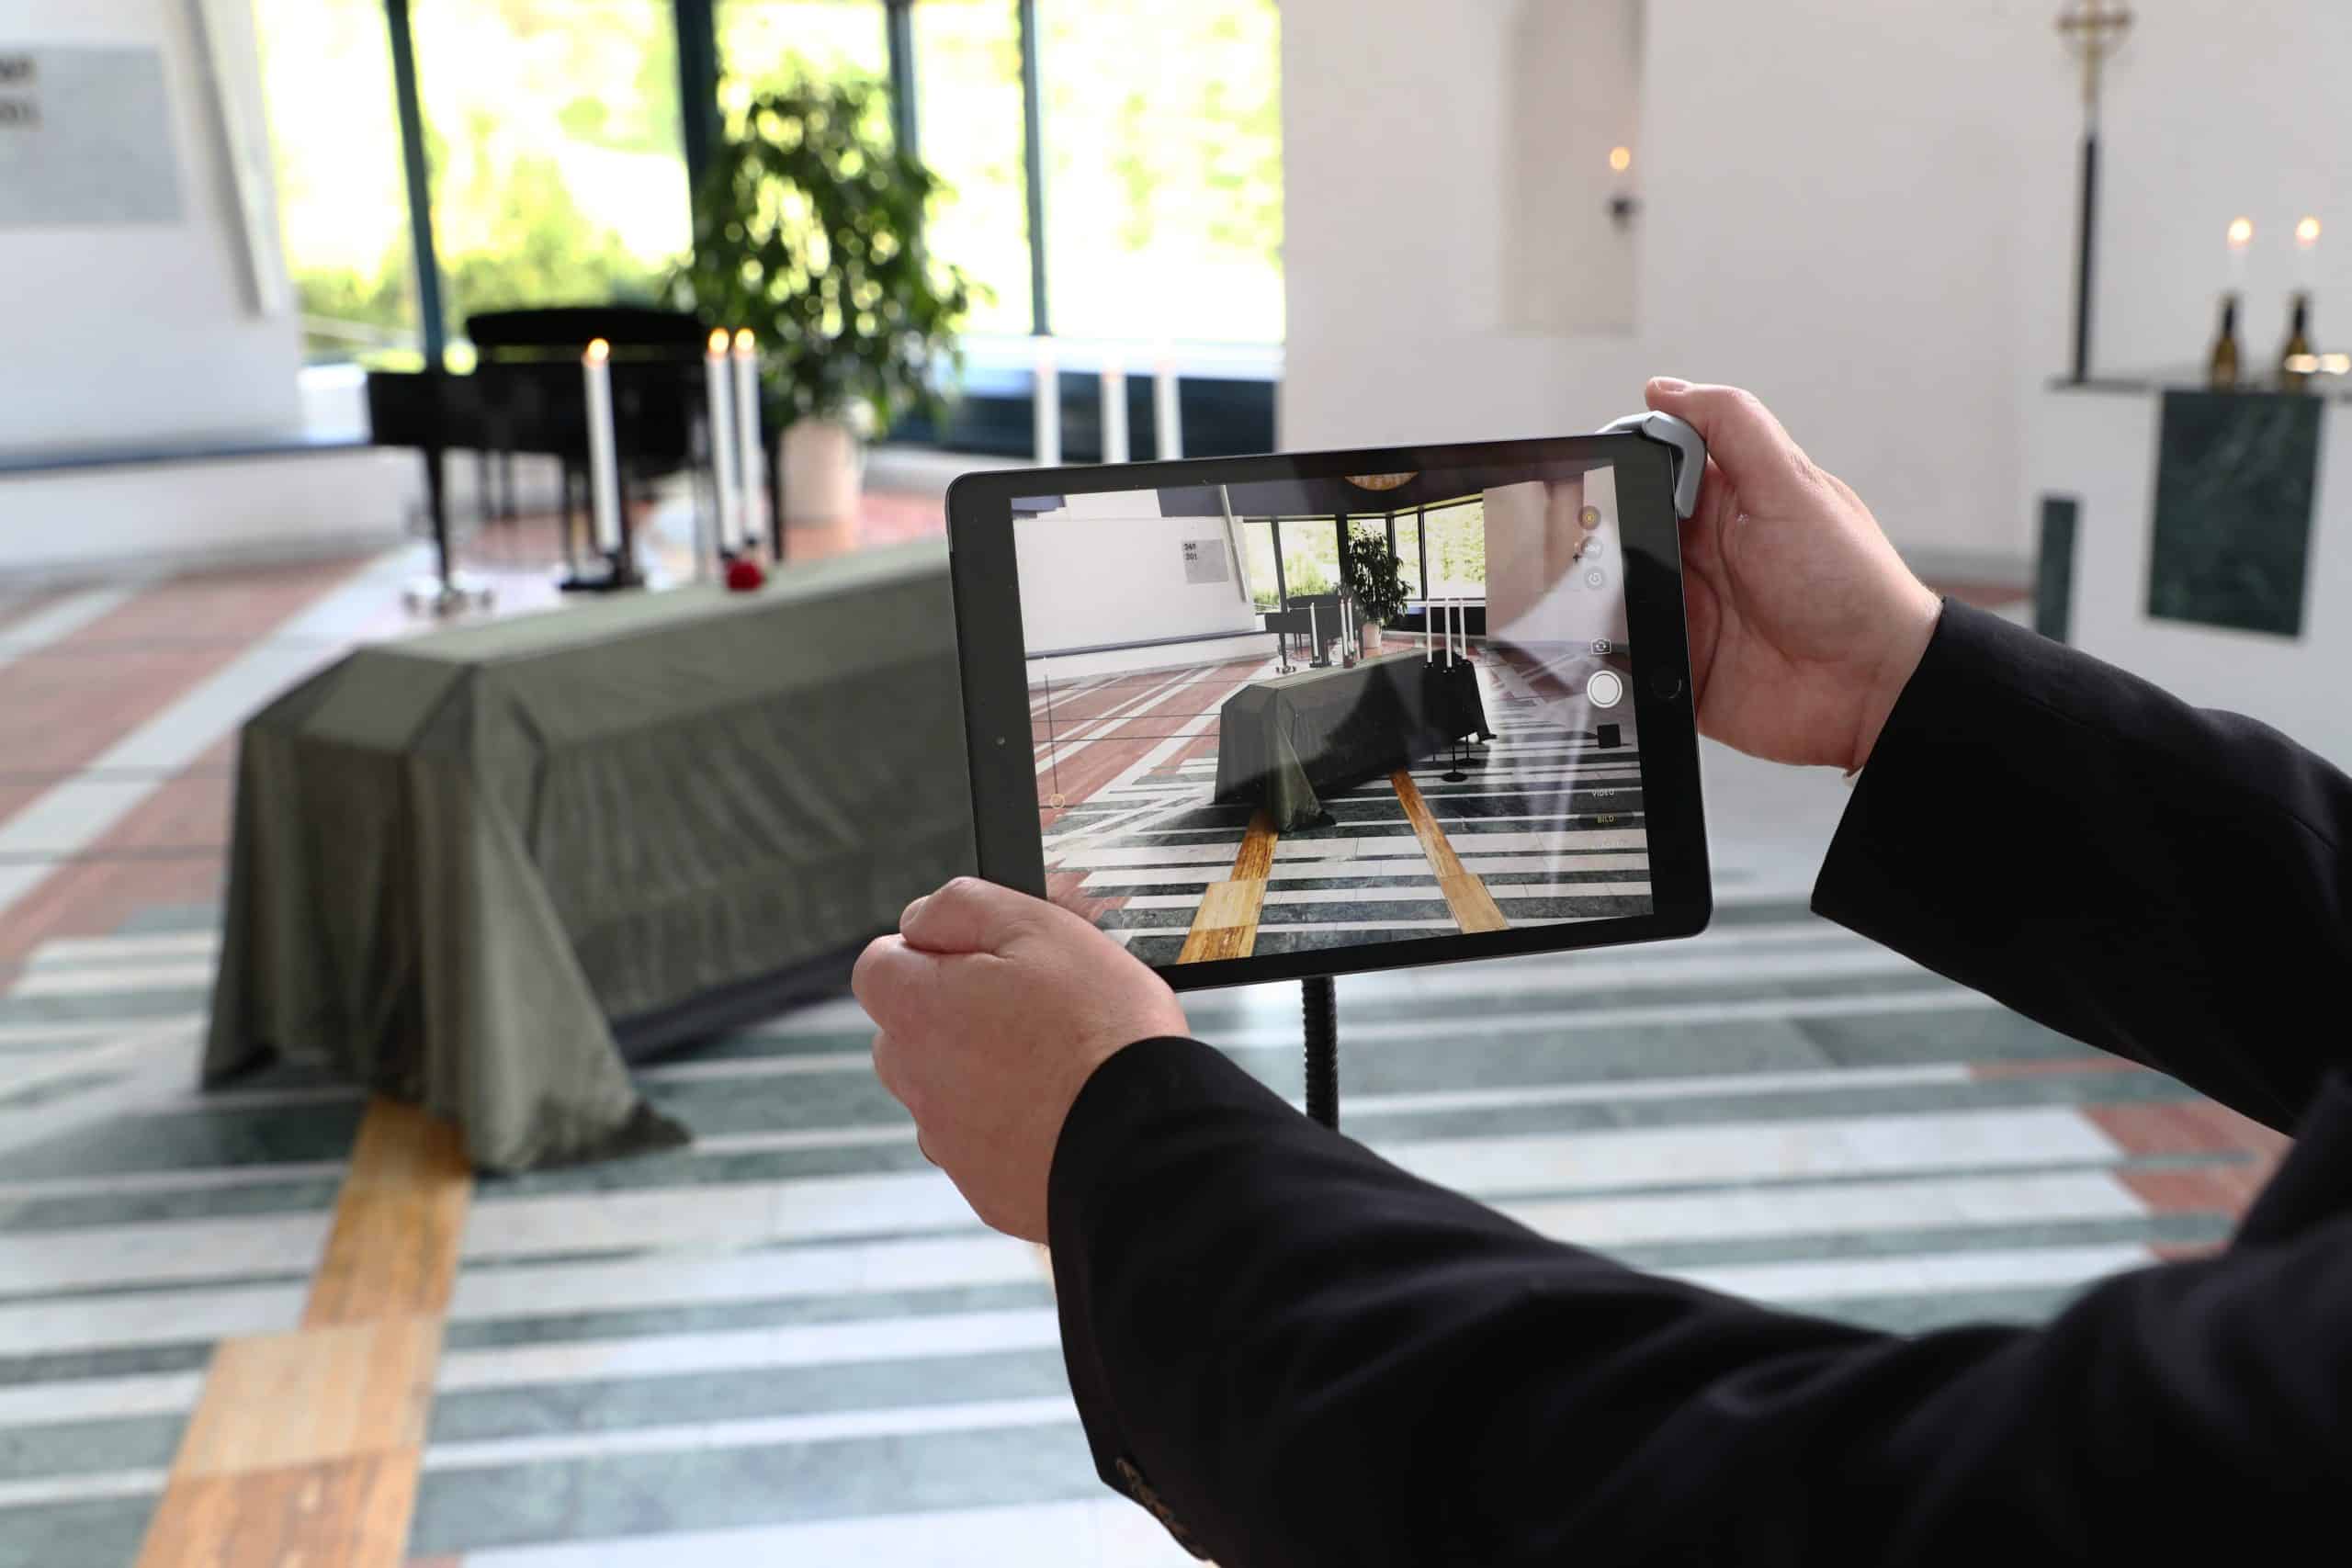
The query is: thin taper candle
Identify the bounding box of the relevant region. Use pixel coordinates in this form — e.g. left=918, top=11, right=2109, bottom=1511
left=731, top=329, right=761, bottom=545
left=705, top=329, right=741, bottom=556
left=582, top=338, right=621, bottom=555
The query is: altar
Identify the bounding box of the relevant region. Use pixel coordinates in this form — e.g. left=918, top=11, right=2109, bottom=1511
left=2030, top=378, right=2352, bottom=768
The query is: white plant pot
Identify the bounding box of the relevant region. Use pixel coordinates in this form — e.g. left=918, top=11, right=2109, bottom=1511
left=1363, top=624, right=1385, bottom=655
left=778, top=417, right=864, bottom=526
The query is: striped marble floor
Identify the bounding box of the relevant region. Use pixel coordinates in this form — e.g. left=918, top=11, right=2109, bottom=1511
left=1037, top=653, right=1655, bottom=964
left=0, top=897, right=2290, bottom=1565
left=0, top=562, right=2290, bottom=1564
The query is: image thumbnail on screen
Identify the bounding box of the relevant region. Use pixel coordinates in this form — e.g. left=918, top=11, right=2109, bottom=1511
left=1016, top=461, right=1650, bottom=967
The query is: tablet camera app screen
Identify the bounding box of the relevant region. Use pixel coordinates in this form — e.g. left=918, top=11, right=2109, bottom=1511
left=1016, top=462, right=1650, bottom=966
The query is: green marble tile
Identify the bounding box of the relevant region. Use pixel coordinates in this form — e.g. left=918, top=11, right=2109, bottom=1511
left=0, top=1414, right=184, bottom=1482
left=407, top=1425, right=1102, bottom=1555
left=2148, top=389, right=2320, bottom=637
left=0, top=1496, right=157, bottom=1568
left=1796, top=1008, right=2086, bottom=1066
left=0, top=1176, right=342, bottom=1235
left=429, top=1348, right=1070, bottom=1444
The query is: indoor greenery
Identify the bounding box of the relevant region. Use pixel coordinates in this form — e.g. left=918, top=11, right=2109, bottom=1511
left=669, top=75, right=977, bottom=433
left=1345, top=529, right=1410, bottom=627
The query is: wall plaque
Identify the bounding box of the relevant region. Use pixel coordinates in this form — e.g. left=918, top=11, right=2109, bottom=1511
left=0, top=47, right=183, bottom=227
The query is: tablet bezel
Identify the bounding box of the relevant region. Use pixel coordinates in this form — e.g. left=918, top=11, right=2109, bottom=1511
left=946, top=434, right=1712, bottom=991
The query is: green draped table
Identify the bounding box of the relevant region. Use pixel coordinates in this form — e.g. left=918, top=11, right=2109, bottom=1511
left=1213, top=650, right=1493, bottom=831
left=203, top=540, right=973, bottom=1170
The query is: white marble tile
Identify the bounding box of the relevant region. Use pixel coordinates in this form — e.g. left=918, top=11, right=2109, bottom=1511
left=0, top=1468, right=166, bottom=1510
left=0, top=1370, right=204, bottom=1428
left=24, top=931, right=220, bottom=969
left=456, top=1497, right=1198, bottom=1568
left=0, top=1212, right=330, bottom=1294
left=461, top=1169, right=978, bottom=1261
left=447, top=1235, right=1039, bottom=1323
left=1378, top=1107, right=2121, bottom=1201
left=0, top=1280, right=302, bottom=1355
left=1685, top=1244, right=2153, bottom=1304
left=423, top=1395, right=1077, bottom=1472
left=6, top=962, right=214, bottom=999
left=1505, top=1169, right=2143, bottom=1249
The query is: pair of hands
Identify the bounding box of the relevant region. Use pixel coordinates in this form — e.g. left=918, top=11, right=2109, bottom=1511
left=854, top=381, right=1943, bottom=1242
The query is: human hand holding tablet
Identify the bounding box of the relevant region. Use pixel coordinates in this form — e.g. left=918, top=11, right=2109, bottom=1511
left=945, top=415, right=1714, bottom=989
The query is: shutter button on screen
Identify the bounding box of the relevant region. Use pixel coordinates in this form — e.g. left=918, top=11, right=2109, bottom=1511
left=1585, top=670, right=1625, bottom=709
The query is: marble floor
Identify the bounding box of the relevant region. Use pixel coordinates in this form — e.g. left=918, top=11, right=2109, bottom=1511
left=1035, top=646, right=1653, bottom=964
left=0, top=523, right=2287, bottom=1566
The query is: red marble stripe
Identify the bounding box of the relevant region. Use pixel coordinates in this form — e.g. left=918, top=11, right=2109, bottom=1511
left=1972, top=1055, right=2150, bottom=1080
left=2087, top=1100, right=2294, bottom=1159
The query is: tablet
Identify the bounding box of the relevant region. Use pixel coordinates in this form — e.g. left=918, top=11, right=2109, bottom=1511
left=946, top=434, right=1710, bottom=991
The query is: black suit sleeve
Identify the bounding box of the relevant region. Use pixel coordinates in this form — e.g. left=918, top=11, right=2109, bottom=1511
left=1052, top=1039, right=2352, bottom=1567
left=1814, top=600, right=2352, bottom=1133
left=1049, top=604, right=2352, bottom=1564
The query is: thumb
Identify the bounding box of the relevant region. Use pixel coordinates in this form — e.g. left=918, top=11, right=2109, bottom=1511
left=1645, top=380, right=1811, bottom=499
left=899, top=875, right=1045, bottom=956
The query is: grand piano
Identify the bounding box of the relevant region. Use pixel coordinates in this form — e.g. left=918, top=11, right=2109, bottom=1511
left=363, top=305, right=780, bottom=592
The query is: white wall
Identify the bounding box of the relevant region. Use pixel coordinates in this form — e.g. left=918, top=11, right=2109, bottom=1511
left=1287, top=0, right=2352, bottom=573
left=1014, top=489, right=1262, bottom=653
left=0, top=0, right=301, bottom=452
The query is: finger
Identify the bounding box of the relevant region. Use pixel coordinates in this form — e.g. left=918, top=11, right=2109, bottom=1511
left=899, top=875, right=1045, bottom=956
left=1645, top=380, right=1808, bottom=491
left=851, top=935, right=944, bottom=1032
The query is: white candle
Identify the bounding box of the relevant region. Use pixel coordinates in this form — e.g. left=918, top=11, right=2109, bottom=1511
left=731, top=329, right=762, bottom=543
left=2228, top=216, right=2254, bottom=292
left=1100, top=349, right=1129, bottom=465
left=705, top=330, right=741, bottom=555
left=1309, top=601, right=1318, bottom=658
left=1424, top=599, right=1431, bottom=663
left=1444, top=595, right=1454, bottom=668
left=2298, top=216, right=2322, bottom=290
left=1033, top=336, right=1060, bottom=466
left=582, top=337, right=621, bottom=554
left=1152, top=343, right=1183, bottom=460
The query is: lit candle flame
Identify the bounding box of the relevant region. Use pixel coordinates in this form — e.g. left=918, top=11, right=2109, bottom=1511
left=1608, top=145, right=1632, bottom=174
left=585, top=337, right=610, bottom=364
left=2228, top=217, right=2255, bottom=249
left=2298, top=216, right=2323, bottom=247
left=707, top=327, right=729, bottom=356
left=732, top=328, right=755, bottom=354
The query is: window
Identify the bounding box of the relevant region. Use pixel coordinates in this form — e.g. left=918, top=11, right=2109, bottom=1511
left=412, top=0, right=694, bottom=349
left=254, top=0, right=418, bottom=365
left=1393, top=512, right=1425, bottom=602
left=1037, top=0, right=1283, bottom=344
left=912, top=0, right=1033, bottom=334
left=1423, top=500, right=1487, bottom=599
left=1279, top=518, right=1340, bottom=601
left=1239, top=519, right=1281, bottom=610
left=718, top=0, right=888, bottom=108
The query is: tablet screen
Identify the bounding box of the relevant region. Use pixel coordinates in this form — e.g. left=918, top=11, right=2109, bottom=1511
left=1014, top=457, right=1653, bottom=968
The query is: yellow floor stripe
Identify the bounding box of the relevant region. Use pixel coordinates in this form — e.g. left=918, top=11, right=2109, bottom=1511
left=1391, top=771, right=1510, bottom=934
left=135, top=1099, right=473, bottom=1568
left=1177, top=808, right=1278, bottom=964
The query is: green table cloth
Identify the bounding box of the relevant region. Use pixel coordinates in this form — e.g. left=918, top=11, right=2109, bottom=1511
left=1213, top=651, right=1493, bottom=831
left=203, top=540, right=972, bottom=1170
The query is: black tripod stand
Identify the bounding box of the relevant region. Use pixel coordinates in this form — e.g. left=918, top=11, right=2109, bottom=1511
left=1302, top=975, right=1339, bottom=1129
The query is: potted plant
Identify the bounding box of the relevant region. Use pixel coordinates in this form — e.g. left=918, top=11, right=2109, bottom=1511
left=671, top=75, right=976, bottom=526
left=1345, top=531, right=1410, bottom=655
